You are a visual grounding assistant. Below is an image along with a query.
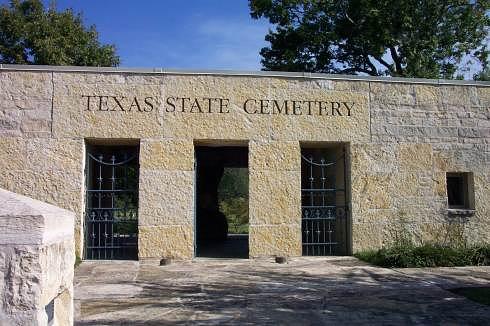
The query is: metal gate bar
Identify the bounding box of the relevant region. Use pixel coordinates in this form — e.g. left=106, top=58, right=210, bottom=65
left=301, top=148, right=347, bottom=256
left=85, top=146, right=139, bottom=260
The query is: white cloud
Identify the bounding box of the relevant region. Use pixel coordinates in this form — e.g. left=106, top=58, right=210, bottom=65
left=190, top=18, right=270, bottom=70
left=114, top=11, right=271, bottom=70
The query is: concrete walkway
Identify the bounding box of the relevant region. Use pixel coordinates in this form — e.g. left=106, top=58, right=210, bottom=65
left=74, top=257, right=490, bottom=325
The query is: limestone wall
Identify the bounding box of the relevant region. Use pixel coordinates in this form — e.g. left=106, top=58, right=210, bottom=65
left=0, top=188, right=74, bottom=325
left=0, top=69, right=84, bottom=255
left=138, top=139, right=195, bottom=259
left=249, top=140, right=302, bottom=257
left=351, top=83, right=489, bottom=250
left=0, top=66, right=488, bottom=259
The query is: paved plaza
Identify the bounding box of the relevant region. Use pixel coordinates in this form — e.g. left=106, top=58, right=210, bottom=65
left=74, top=257, right=490, bottom=325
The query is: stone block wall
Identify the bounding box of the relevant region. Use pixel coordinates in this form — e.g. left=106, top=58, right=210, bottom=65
left=0, top=70, right=84, bottom=257
left=0, top=188, right=74, bottom=325
left=249, top=140, right=302, bottom=257
left=297, top=79, right=488, bottom=251
left=138, top=139, right=194, bottom=260
left=0, top=66, right=488, bottom=259
left=0, top=71, right=52, bottom=138
left=350, top=83, right=489, bottom=250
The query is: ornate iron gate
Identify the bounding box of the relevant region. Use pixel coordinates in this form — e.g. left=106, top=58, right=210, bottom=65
left=84, top=145, right=139, bottom=260
left=301, top=148, right=348, bottom=256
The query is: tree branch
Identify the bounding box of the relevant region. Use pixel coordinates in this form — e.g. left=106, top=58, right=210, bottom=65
left=372, top=55, right=394, bottom=73
left=390, top=46, right=403, bottom=74
left=365, top=55, right=379, bottom=75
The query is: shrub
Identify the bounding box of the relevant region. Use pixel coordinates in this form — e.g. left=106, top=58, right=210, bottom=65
left=355, top=244, right=490, bottom=268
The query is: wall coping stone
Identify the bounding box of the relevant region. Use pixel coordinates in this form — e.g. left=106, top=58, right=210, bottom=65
left=0, top=188, right=74, bottom=246
left=0, top=64, right=489, bottom=87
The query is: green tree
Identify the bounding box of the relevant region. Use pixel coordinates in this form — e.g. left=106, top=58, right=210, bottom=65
left=250, top=0, right=489, bottom=79
left=0, top=0, right=119, bottom=66
left=218, top=168, right=249, bottom=234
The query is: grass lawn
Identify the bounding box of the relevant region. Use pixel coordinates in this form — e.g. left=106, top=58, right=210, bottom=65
left=450, top=287, right=490, bottom=306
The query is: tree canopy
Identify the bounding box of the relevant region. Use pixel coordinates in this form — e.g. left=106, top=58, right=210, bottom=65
left=0, top=0, right=119, bottom=66
left=250, top=0, right=489, bottom=79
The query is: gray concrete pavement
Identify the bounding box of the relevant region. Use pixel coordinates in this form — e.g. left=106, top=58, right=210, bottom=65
left=74, top=257, right=490, bottom=325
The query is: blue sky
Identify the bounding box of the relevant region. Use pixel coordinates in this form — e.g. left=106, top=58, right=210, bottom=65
left=31, top=0, right=271, bottom=70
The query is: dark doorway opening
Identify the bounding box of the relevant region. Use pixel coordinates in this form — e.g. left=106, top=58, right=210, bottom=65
left=195, top=146, right=249, bottom=258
